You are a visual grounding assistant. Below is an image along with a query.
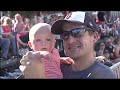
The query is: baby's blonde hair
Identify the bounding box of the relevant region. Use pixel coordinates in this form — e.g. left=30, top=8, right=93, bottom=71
left=29, top=23, right=53, bottom=41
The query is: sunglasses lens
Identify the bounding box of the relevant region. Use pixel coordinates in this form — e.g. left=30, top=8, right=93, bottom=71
left=61, top=32, right=69, bottom=40
left=72, top=29, right=85, bottom=37
left=61, top=27, right=91, bottom=40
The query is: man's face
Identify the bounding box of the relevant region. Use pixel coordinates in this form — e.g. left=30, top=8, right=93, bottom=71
left=61, top=22, right=98, bottom=60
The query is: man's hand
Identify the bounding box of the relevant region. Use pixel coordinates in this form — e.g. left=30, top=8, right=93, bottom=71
left=19, top=51, right=52, bottom=79
left=60, top=57, right=74, bottom=64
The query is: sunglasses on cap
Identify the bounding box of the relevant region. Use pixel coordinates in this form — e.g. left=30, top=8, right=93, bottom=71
left=60, top=27, right=94, bottom=40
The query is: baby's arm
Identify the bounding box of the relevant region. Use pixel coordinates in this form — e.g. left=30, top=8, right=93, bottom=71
left=60, top=57, right=74, bottom=64
left=52, top=48, right=74, bottom=64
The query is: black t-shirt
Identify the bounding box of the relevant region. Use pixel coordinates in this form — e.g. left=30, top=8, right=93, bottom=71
left=60, top=61, right=116, bottom=79
left=97, top=12, right=105, bottom=22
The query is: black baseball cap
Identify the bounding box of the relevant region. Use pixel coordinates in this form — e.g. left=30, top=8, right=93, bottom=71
left=51, top=11, right=99, bottom=34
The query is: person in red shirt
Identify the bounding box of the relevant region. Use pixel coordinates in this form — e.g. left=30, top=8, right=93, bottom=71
left=14, top=13, right=28, bottom=48
left=1, top=16, right=18, bottom=58
left=0, top=25, right=10, bottom=61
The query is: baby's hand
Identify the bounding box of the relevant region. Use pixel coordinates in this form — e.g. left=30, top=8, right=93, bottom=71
left=60, top=57, right=74, bottom=64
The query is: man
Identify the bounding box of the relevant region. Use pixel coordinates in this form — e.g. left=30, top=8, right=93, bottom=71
left=51, top=11, right=116, bottom=79
left=20, top=11, right=116, bottom=79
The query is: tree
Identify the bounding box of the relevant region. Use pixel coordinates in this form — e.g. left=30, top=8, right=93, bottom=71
left=10, top=11, right=35, bottom=18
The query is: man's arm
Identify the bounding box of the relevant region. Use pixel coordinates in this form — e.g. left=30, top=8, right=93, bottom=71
left=19, top=51, right=52, bottom=79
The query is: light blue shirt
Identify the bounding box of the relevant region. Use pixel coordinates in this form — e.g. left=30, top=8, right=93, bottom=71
left=0, top=26, right=3, bottom=35
left=0, top=26, right=3, bottom=38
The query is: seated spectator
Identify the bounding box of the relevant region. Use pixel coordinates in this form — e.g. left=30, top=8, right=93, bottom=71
left=1, top=16, right=18, bottom=58
left=105, top=38, right=115, bottom=60
left=97, top=11, right=108, bottom=25
left=91, top=12, right=99, bottom=25
left=0, top=25, right=10, bottom=61
left=103, top=50, right=113, bottom=67
left=109, top=24, right=118, bottom=38
left=23, top=17, right=30, bottom=31
left=112, top=36, right=120, bottom=63
left=99, top=24, right=109, bottom=39
left=14, top=13, right=29, bottom=49
left=1, top=16, right=7, bottom=25
left=96, top=42, right=106, bottom=56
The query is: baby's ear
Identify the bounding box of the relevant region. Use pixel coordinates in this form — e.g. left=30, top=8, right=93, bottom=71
left=54, top=39, right=56, bottom=45
left=28, top=41, right=33, bottom=50
left=53, top=39, right=56, bottom=47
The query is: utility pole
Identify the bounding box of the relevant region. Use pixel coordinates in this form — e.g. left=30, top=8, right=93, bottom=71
left=0, top=11, right=3, bottom=17
left=7, top=11, right=10, bottom=17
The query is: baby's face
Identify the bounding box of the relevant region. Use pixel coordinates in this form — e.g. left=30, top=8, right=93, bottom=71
left=30, top=30, right=56, bottom=52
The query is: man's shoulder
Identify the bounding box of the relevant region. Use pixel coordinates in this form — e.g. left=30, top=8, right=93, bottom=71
left=93, top=61, right=112, bottom=70
left=60, top=61, right=117, bottom=79
left=89, top=61, right=117, bottom=78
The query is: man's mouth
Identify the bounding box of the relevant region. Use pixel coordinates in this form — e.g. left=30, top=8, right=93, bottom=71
left=68, top=46, right=81, bottom=50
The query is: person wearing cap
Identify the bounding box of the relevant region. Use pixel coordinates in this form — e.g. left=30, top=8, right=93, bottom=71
left=51, top=11, right=116, bottom=79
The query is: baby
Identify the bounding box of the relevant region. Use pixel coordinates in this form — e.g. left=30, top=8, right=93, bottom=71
left=19, top=23, right=73, bottom=79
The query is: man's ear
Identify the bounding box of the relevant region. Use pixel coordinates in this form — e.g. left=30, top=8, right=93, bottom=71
left=93, top=31, right=99, bottom=43
left=28, top=41, right=33, bottom=50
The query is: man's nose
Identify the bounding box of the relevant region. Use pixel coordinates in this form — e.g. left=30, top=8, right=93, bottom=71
left=67, top=35, right=76, bottom=44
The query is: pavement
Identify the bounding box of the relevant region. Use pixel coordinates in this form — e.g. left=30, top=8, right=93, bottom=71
left=0, top=58, right=21, bottom=69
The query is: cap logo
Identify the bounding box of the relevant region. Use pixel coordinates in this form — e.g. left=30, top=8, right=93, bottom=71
left=65, top=12, right=72, bottom=19
left=64, top=12, right=85, bottom=23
